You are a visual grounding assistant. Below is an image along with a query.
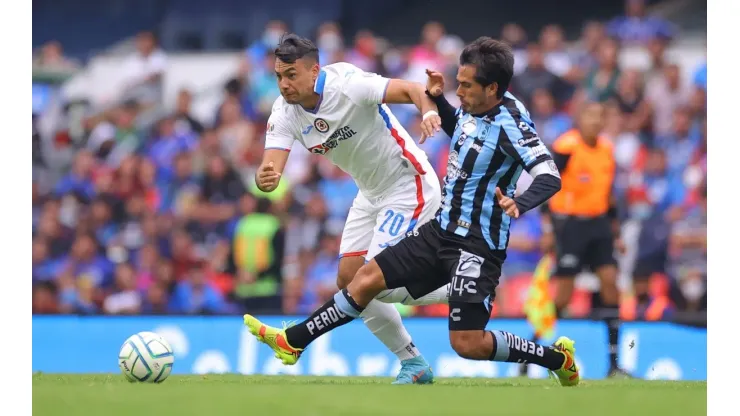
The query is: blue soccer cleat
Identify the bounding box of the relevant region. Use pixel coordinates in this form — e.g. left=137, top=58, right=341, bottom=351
left=392, top=356, right=434, bottom=385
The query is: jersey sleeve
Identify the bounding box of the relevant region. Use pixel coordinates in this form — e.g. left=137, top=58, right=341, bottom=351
left=264, top=110, right=295, bottom=152
left=342, top=71, right=391, bottom=106
left=499, top=111, right=553, bottom=172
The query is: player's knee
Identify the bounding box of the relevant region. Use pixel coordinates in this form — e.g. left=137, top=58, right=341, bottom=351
left=337, top=257, right=365, bottom=289
left=336, top=272, right=352, bottom=290
left=347, top=261, right=386, bottom=302
left=449, top=331, right=485, bottom=360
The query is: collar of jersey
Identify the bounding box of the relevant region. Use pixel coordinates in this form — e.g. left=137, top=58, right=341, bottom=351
left=302, top=69, right=327, bottom=114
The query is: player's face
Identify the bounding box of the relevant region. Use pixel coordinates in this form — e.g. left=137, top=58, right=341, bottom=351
left=275, top=58, right=319, bottom=104
left=456, top=65, right=497, bottom=114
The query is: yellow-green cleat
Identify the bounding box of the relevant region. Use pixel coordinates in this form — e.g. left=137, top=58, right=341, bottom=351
left=550, top=336, right=580, bottom=387
left=243, top=314, right=303, bottom=365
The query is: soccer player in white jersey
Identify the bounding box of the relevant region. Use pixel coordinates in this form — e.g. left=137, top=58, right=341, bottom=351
left=245, top=34, right=450, bottom=384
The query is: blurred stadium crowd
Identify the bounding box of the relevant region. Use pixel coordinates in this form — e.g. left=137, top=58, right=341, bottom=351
left=32, top=0, right=706, bottom=322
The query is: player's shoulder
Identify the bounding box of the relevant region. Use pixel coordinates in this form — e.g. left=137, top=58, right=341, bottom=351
left=499, top=92, right=532, bottom=122
left=268, top=96, right=299, bottom=128
left=552, top=129, right=582, bottom=153
left=597, top=135, right=615, bottom=151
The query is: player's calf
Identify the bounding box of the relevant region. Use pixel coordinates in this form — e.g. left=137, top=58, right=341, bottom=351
left=283, top=260, right=388, bottom=350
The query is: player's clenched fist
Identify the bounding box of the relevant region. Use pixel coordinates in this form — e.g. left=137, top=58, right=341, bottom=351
left=495, top=187, right=520, bottom=219
left=256, top=161, right=281, bottom=192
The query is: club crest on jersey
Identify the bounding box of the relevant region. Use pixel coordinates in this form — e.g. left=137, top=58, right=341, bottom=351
left=314, top=118, right=330, bottom=133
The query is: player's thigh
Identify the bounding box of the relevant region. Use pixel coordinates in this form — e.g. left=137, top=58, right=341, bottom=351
left=584, top=218, right=618, bottom=273
left=374, top=221, right=447, bottom=299
left=552, top=216, right=590, bottom=278
left=441, top=245, right=501, bottom=331
left=338, top=193, right=376, bottom=260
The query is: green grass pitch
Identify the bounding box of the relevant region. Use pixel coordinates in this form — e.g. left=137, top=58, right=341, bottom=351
left=33, top=374, right=706, bottom=416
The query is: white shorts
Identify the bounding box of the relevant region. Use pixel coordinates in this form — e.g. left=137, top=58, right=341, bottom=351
left=339, top=172, right=442, bottom=260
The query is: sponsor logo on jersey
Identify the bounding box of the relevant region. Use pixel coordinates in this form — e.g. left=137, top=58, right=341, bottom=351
left=302, top=125, right=313, bottom=135
left=518, top=136, right=541, bottom=147
left=266, top=122, right=275, bottom=133
left=314, top=118, right=330, bottom=133
left=307, top=125, right=358, bottom=155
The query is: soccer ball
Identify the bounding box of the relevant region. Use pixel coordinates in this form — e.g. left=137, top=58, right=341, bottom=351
left=118, top=331, right=175, bottom=383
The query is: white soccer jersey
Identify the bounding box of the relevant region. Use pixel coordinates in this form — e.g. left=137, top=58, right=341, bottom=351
left=265, top=62, right=433, bottom=200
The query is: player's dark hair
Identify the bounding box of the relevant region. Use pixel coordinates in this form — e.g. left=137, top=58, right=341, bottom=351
left=275, top=33, right=319, bottom=65
left=459, top=37, right=514, bottom=99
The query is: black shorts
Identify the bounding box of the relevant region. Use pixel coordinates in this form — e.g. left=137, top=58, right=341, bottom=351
left=375, top=220, right=504, bottom=331
left=552, top=215, right=617, bottom=277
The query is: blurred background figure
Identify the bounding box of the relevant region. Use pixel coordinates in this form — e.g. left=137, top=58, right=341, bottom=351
left=31, top=0, right=706, bottom=331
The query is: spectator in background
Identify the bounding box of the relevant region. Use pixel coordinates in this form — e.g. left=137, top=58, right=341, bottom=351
left=106, top=101, right=144, bottom=167
left=148, top=116, right=197, bottom=181
left=606, top=0, right=675, bottom=46
left=655, top=107, right=701, bottom=176
left=501, top=23, right=528, bottom=75
left=169, top=259, right=229, bottom=314
left=643, top=63, right=691, bottom=138
left=628, top=148, right=685, bottom=305
left=644, top=33, right=672, bottom=83
left=572, top=21, right=605, bottom=77
left=233, top=197, right=285, bottom=313
left=103, top=263, right=142, bottom=314
left=160, top=151, right=199, bottom=215
left=141, top=283, right=169, bottom=314
left=530, top=88, right=572, bottom=147
left=582, top=38, right=621, bottom=103
left=195, top=155, right=246, bottom=239
left=316, top=22, right=345, bottom=65
left=405, top=21, right=447, bottom=83
left=218, top=77, right=259, bottom=123
left=217, top=98, right=255, bottom=169
left=613, top=69, right=645, bottom=116
left=245, top=20, right=288, bottom=71
left=297, top=230, right=342, bottom=313
left=511, top=43, right=569, bottom=106
left=121, top=31, right=167, bottom=107
left=345, top=30, right=378, bottom=72
left=33, top=40, right=80, bottom=72
left=540, top=24, right=576, bottom=82
left=54, top=150, right=96, bottom=201
left=247, top=53, right=281, bottom=118
left=668, top=184, right=706, bottom=312
left=173, top=89, right=204, bottom=136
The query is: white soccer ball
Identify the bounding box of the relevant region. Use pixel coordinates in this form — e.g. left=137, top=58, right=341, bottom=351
left=118, top=331, right=175, bottom=383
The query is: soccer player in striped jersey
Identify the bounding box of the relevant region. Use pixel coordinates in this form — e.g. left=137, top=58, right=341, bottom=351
left=246, top=36, right=581, bottom=386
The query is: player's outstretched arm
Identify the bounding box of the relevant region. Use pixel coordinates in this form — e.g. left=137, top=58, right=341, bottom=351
left=383, top=79, right=442, bottom=140
left=256, top=149, right=289, bottom=192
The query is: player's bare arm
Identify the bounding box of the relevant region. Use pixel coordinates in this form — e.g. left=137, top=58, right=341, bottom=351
left=256, top=149, right=289, bottom=192
left=383, top=79, right=442, bottom=141
left=423, top=69, right=458, bottom=139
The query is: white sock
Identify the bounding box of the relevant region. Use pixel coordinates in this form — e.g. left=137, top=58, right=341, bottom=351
left=360, top=300, right=420, bottom=361
left=375, top=285, right=449, bottom=306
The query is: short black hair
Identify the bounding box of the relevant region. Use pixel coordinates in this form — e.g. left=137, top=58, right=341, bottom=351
left=459, top=37, right=514, bottom=98
left=275, top=33, right=319, bottom=65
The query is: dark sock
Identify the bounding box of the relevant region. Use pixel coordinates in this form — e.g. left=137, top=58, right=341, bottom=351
left=606, top=313, right=620, bottom=371
left=489, top=330, right=565, bottom=371
left=285, top=289, right=364, bottom=349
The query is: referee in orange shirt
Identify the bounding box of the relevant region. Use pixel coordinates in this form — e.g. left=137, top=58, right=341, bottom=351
left=542, top=101, right=630, bottom=378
